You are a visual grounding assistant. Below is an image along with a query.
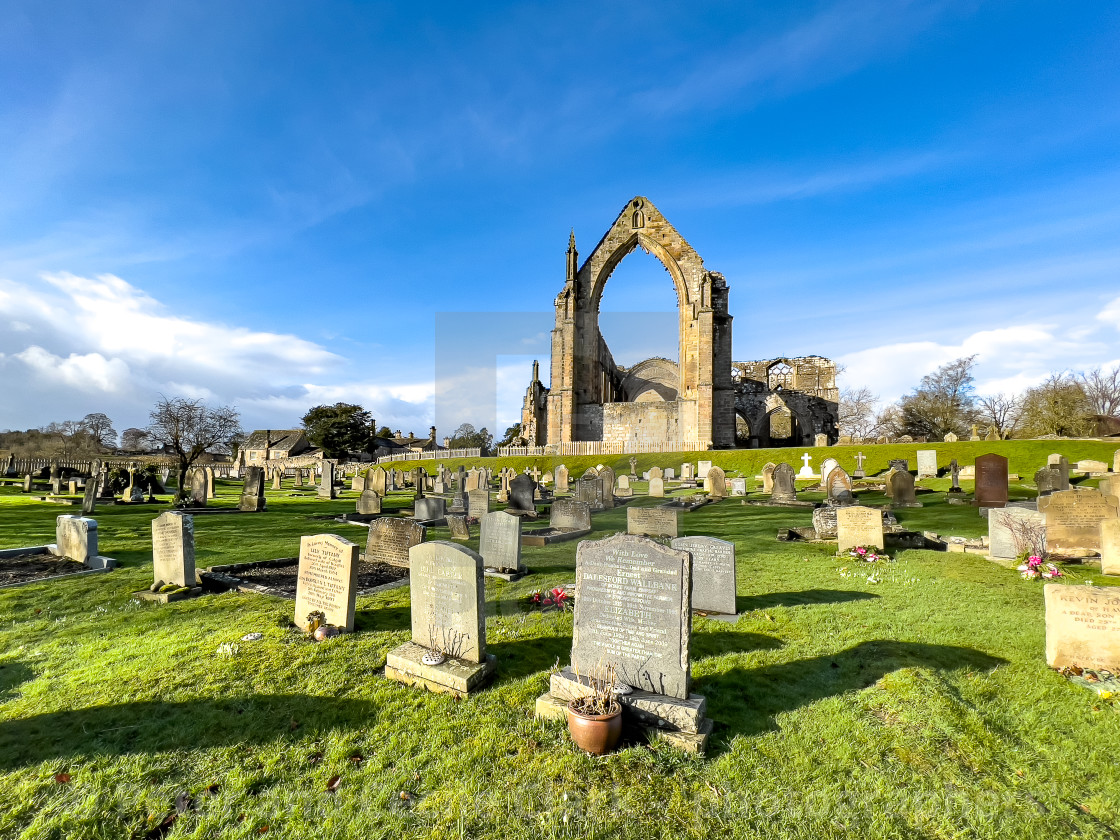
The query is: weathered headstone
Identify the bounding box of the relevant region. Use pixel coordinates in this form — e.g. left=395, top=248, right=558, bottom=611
left=672, top=536, right=736, bottom=615
left=294, top=534, right=359, bottom=632
left=1038, top=489, right=1119, bottom=553
left=152, top=511, right=195, bottom=587
left=887, top=469, right=919, bottom=508
left=55, top=515, right=98, bottom=565
left=318, top=461, right=336, bottom=499
left=916, top=450, right=937, bottom=479
left=447, top=514, right=470, bottom=540
left=771, top=463, right=797, bottom=503
left=1035, top=466, right=1063, bottom=497
left=820, top=458, right=839, bottom=486
left=815, top=433, right=829, bottom=447
left=949, top=459, right=962, bottom=492
left=697, top=461, right=712, bottom=483
left=1101, top=519, right=1120, bottom=576
left=368, top=467, right=387, bottom=495
left=615, top=474, right=633, bottom=498
left=190, top=469, right=208, bottom=506
left=576, top=472, right=604, bottom=509
left=1114, top=449, right=1120, bottom=475
left=988, top=507, right=1046, bottom=560
left=479, top=511, right=522, bottom=573
left=1047, top=455, right=1071, bottom=491
left=943, top=432, right=958, bottom=443
left=239, top=467, right=266, bottom=512
left=1045, top=584, right=1120, bottom=671
left=365, top=518, right=426, bottom=567
left=415, top=496, right=446, bottom=521
left=626, top=506, right=679, bottom=537
left=730, top=477, right=747, bottom=496
left=826, top=467, right=854, bottom=505
left=888, top=459, right=909, bottom=473
left=681, top=463, right=694, bottom=481
left=853, top=452, right=866, bottom=479
left=705, top=466, right=726, bottom=499
left=975, top=454, right=1009, bottom=509
left=356, top=489, right=382, bottom=515
left=573, top=534, right=691, bottom=698
left=272, top=470, right=283, bottom=491
left=554, top=465, right=569, bottom=493
left=467, top=489, right=490, bottom=518
left=761, top=462, right=776, bottom=493
left=598, top=466, right=616, bottom=509
left=81, top=480, right=98, bottom=515
left=294, top=470, right=304, bottom=487
left=204, top=467, right=215, bottom=499
left=648, top=477, right=665, bottom=497
left=836, top=506, right=884, bottom=553
left=550, top=499, right=591, bottom=531
left=664, top=468, right=675, bottom=481
left=812, top=506, right=838, bottom=539
left=1100, top=474, right=1120, bottom=500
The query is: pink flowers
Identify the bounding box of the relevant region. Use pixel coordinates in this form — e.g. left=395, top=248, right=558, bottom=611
left=1018, top=556, right=1063, bottom=580
left=849, top=545, right=889, bottom=563
left=529, top=587, right=571, bottom=611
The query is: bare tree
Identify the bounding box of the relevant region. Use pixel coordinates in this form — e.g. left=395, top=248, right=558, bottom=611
left=1078, top=365, right=1120, bottom=417
left=838, top=386, right=880, bottom=441
left=79, top=413, right=117, bottom=450
left=120, top=427, right=150, bottom=451
left=146, top=397, right=242, bottom=500
left=976, top=393, right=1021, bottom=439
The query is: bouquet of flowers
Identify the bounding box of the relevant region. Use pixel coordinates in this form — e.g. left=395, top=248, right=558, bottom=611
left=529, top=587, right=571, bottom=612
left=849, top=545, right=890, bottom=563
left=1018, top=555, right=1063, bottom=580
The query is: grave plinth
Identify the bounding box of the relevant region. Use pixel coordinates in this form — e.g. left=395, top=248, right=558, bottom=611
left=522, top=499, right=592, bottom=546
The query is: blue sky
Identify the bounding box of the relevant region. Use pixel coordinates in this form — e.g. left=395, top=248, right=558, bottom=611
left=1, top=1, right=1119, bottom=438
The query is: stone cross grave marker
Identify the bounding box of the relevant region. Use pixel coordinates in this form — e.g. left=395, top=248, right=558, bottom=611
left=365, top=518, right=426, bottom=567
left=152, top=511, right=194, bottom=587
left=1038, top=489, right=1119, bottom=553
left=853, top=452, right=867, bottom=478
left=672, top=536, right=736, bottom=615
left=573, top=534, right=692, bottom=698
left=479, top=511, right=522, bottom=573
left=626, top=506, right=679, bottom=537
left=798, top=453, right=813, bottom=478
left=1047, top=455, right=1071, bottom=490
left=916, top=450, right=937, bottom=479
left=1045, top=584, right=1120, bottom=672
left=836, top=506, right=884, bottom=553
left=294, top=533, right=359, bottom=632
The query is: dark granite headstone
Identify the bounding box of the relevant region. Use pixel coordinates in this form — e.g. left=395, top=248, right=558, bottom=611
left=365, top=518, right=426, bottom=567
left=975, top=453, right=1009, bottom=509
left=771, top=462, right=797, bottom=503
left=507, top=474, right=538, bottom=516
left=239, top=467, right=266, bottom=511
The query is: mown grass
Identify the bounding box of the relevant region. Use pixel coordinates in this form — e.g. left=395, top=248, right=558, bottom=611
left=1, top=441, right=1119, bottom=839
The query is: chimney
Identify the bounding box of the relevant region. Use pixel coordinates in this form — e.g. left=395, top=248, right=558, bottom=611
left=429, top=425, right=436, bottom=441
left=443, top=437, right=451, bottom=449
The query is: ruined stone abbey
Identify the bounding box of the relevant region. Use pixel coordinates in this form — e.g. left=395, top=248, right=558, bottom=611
left=520, top=197, right=839, bottom=450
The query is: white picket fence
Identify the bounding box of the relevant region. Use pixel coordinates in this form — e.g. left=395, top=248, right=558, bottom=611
left=498, top=440, right=699, bottom=458
left=376, top=448, right=481, bottom=464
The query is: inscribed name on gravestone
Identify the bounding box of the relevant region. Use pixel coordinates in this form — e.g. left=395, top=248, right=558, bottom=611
left=1038, top=490, right=1119, bottom=553
left=836, top=506, right=884, bottom=553
left=988, top=507, right=1045, bottom=560
left=1045, top=584, right=1120, bottom=671
left=916, top=450, right=937, bottom=479
left=975, top=454, right=1009, bottom=508
left=550, top=499, right=591, bottom=531
left=294, top=534, right=359, bottom=632
left=479, top=511, right=521, bottom=572
left=365, top=518, right=426, bottom=567
left=573, top=534, right=691, bottom=698
left=626, top=506, right=679, bottom=538
left=468, top=489, right=490, bottom=518
left=672, top=536, right=735, bottom=615
left=409, top=542, right=486, bottom=663
left=152, top=511, right=194, bottom=587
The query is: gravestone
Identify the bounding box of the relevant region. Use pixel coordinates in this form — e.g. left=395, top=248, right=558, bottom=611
left=551, top=499, right=591, bottom=531
left=365, top=518, right=426, bottom=567
left=56, top=515, right=98, bottom=565
left=390, top=542, right=491, bottom=681
left=664, top=468, right=675, bottom=480
left=447, top=514, right=470, bottom=540
left=81, top=481, right=98, bottom=515
left=812, top=506, right=838, bottom=539
left=1077, top=460, right=1109, bottom=474
left=615, top=475, right=633, bottom=498
left=318, top=461, right=336, bottom=499
left=771, top=463, right=797, bottom=503
left=239, top=467, right=266, bottom=512
left=294, top=470, right=304, bottom=487
left=1038, top=489, right=1119, bottom=553
left=974, top=454, right=1009, bottom=509
left=959, top=465, right=975, bottom=479
left=1100, top=474, right=1120, bottom=499
left=1101, top=519, right=1120, bottom=576
left=411, top=468, right=427, bottom=499
left=681, top=463, right=694, bottom=481
left=820, top=458, right=839, bottom=486
left=573, top=534, right=692, bottom=698
left=1035, top=466, right=1063, bottom=497
left=944, top=432, right=958, bottom=443
left=984, top=426, right=1000, bottom=442
left=797, top=453, right=814, bottom=478
left=415, top=496, right=446, bottom=521
left=648, top=466, right=663, bottom=481
left=468, top=489, right=490, bottom=518
left=497, top=472, right=510, bottom=503
left=887, top=469, right=919, bottom=507
left=22, top=475, right=31, bottom=492
left=916, top=450, right=937, bottom=479
left=204, top=467, right=215, bottom=499
left=1045, top=584, right=1120, bottom=671
left=1047, top=455, right=1071, bottom=491
left=542, top=471, right=553, bottom=486
left=705, top=467, right=726, bottom=499
left=648, top=477, right=665, bottom=497
left=888, top=459, right=909, bottom=473
left=853, top=453, right=866, bottom=479
left=815, top=433, right=829, bottom=447
left=576, top=473, right=604, bottom=509
left=368, top=467, right=387, bottom=495
left=949, top=459, right=962, bottom=492
left=988, top=507, right=1046, bottom=560
left=294, top=534, right=359, bottom=632
left=697, top=461, right=712, bottom=484
left=152, top=511, right=195, bottom=587
left=598, top=466, right=616, bottom=509
left=761, top=463, right=776, bottom=493
left=507, top=474, right=538, bottom=515
left=190, top=470, right=208, bottom=506
left=836, top=506, right=884, bottom=553
left=67, top=479, right=78, bottom=495
left=465, top=469, right=483, bottom=492
left=356, top=489, right=382, bottom=515
left=672, top=536, right=736, bottom=615
left=555, top=465, right=569, bottom=493
left=730, top=477, right=747, bottom=496
left=826, top=467, right=854, bottom=505
left=479, top=511, right=522, bottom=573
left=628, top=456, right=637, bottom=477
left=626, top=506, right=679, bottom=537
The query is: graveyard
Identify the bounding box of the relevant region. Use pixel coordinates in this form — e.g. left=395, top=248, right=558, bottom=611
left=2, top=441, right=1120, bottom=839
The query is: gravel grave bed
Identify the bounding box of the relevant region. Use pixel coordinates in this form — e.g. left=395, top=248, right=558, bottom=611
left=0, top=554, right=84, bottom=586
left=229, top=560, right=408, bottom=597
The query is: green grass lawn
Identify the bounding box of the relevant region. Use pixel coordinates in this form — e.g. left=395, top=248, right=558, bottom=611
left=1, top=442, right=1120, bottom=839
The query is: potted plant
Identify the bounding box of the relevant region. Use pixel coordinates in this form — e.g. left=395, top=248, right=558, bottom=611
left=566, top=662, right=623, bottom=756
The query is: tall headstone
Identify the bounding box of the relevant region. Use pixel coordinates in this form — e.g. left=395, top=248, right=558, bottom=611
left=318, top=461, right=336, bottom=499
left=365, top=518, right=426, bottom=567
left=988, top=507, right=1046, bottom=560
left=294, top=534, right=359, bottom=632
left=81, top=481, right=98, bottom=515
left=152, top=511, right=195, bottom=587
left=974, top=454, right=1009, bottom=509
left=479, top=511, right=522, bottom=573
left=820, top=458, right=839, bottom=487
left=705, top=466, right=726, bottom=500
left=673, top=536, right=736, bottom=615
left=1045, top=584, right=1120, bottom=671
left=761, top=462, right=776, bottom=493
left=55, top=515, right=98, bottom=566
left=576, top=472, right=604, bottom=509
left=916, top=450, right=937, bottom=479
left=356, top=489, right=382, bottom=515
left=573, top=534, right=692, bottom=697
left=294, top=470, right=304, bottom=487
left=826, top=467, right=854, bottom=505
left=648, top=477, right=665, bottom=497
left=272, top=469, right=283, bottom=490
left=239, top=467, right=266, bottom=512
left=1038, top=489, right=1119, bottom=553
left=949, top=459, right=962, bottom=493
left=202, top=467, right=214, bottom=500
left=887, top=469, right=919, bottom=508
left=555, top=465, right=569, bottom=493
left=836, top=506, right=884, bottom=553
left=626, top=506, right=679, bottom=538
left=190, top=469, right=207, bottom=506
left=468, top=489, right=490, bottom=518
left=771, top=463, right=797, bottom=503
left=598, top=466, right=616, bottom=509
left=368, top=467, right=387, bottom=495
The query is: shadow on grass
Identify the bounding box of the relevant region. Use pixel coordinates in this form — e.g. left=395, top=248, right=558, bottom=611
left=736, top=589, right=878, bottom=613
left=354, top=606, right=411, bottom=632
left=691, top=632, right=783, bottom=661
left=0, top=660, right=35, bottom=702
left=698, top=640, right=1007, bottom=749
left=0, top=694, right=380, bottom=770
left=488, top=636, right=572, bottom=682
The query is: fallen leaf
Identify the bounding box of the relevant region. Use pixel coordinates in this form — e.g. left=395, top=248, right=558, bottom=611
left=326, top=775, right=341, bottom=792
left=348, top=753, right=364, bottom=765
left=54, top=773, right=71, bottom=784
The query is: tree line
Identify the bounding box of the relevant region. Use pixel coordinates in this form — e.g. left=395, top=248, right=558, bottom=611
left=840, top=357, right=1120, bottom=441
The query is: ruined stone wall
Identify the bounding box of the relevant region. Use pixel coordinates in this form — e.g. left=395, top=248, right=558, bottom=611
left=601, top=401, right=683, bottom=447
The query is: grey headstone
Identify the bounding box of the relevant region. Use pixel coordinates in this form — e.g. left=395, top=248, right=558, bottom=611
left=365, top=518, right=426, bottom=567
left=672, top=536, right=736, bottom=615
left=152, top=511, right=195, bottom=587
left=479, top=511, right=522, bottom=572
left=409, top=541, right=487, bottom=663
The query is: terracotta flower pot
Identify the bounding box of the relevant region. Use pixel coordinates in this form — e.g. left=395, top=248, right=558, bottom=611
left=566, top=700, right=622, bottom=755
